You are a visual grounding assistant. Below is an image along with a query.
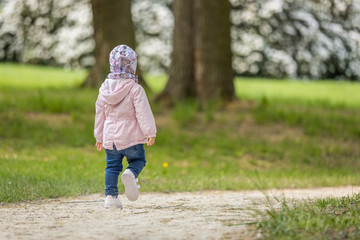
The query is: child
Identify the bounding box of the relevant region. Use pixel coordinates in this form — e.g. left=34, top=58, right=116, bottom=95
left=94, top=44, right=156, bottom=208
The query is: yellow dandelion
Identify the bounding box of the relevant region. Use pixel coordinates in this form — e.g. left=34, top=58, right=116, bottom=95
left=162, top=162, right=169, bottom=168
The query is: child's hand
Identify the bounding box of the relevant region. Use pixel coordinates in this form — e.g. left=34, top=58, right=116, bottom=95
left=95, top=142, right=103, bottom=151
left=147, top=137, right=155, bottom=146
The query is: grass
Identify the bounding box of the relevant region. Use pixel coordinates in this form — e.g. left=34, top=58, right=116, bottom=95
left=235, top=77, right=360, bottom=108
left=0, top=63, right=87, bottom=89
left=0, top=64, right=360, bottom=204
left=258, top=193, right=360, bottom=239
left=0, top=147, right=104, bottom=202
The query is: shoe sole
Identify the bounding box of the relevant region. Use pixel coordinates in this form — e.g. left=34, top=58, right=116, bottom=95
left=121, top=172, right=139, bottom=201
left=104, top=202, right=122, bottom=208
left=104, top=199, right=122, bottom=209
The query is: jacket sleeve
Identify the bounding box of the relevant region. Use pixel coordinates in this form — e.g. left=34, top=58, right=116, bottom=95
left=94, top=95, right=106, bottom=142
left=133, top=85, right=157, bottom=138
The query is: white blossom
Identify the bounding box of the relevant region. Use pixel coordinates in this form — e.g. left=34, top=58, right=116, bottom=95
left=259, top=0, right=283, bottom=19
left=1, top=0, right=360, bottom=80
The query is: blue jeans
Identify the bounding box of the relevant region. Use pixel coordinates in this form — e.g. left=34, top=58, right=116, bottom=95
left=104, top=144, right=146, bottom=196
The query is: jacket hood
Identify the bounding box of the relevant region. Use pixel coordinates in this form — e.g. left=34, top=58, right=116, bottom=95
left=99, top=78, right=136, bottom=105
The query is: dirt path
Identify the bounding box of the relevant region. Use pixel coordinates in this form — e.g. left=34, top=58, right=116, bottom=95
left=1, top=186, right=360, bottom=240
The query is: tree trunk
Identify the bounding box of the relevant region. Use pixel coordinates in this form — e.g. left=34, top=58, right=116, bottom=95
left=84, top=0, right=147, bottom=88
left=158, top=0, right=235, bottom=104
left=194, top=0, right=235, bottom=102
left=156, top=0, right=196, bottom=102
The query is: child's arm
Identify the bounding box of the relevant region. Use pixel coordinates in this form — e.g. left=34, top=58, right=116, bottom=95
left=133, top=86, right=157, bottom=144
left=94, top=95, right=106, bottom=151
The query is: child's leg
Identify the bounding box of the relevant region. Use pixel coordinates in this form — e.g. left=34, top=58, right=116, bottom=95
left=124, top=144, right=146, bottom=178
left=105, top=146, right=124, bottom=196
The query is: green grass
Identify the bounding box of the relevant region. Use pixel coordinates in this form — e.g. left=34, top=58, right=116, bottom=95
left=0, top=146, right=104, bottom=202
left=144, top=73, right=167, bottom=94
left=235, top=77, right=360, bottom=108
left=0, top=63, right=360, bottom=203
left=258, top=194, right=360, bottom=239
left=0, top=63, right=87, bottom=89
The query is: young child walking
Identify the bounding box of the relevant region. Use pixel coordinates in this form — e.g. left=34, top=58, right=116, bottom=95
left=94, top=44, right=156, bottom=208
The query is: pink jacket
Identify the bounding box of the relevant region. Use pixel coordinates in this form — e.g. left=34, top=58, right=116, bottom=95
left=94, top=78, right=157, bottom=150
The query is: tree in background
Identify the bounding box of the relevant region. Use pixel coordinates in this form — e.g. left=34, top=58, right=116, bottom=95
left=84, top=0, right=146, bottom=88
left=158, top=0, right=234, bottom=104
left=157, top=0, right=195, bottom=102
left=194, top=0, right=234, bottom=102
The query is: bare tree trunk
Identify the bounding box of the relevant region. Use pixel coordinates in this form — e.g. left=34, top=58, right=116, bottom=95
left=84, top=0, right=147, bottom=88
left=156, top=0, right=196, bottom=103
left=158, top=0, right=234, bottom=104
left=194, top=0, right=235, bottom=102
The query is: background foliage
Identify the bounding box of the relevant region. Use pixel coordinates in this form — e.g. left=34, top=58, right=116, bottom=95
left=0, top=0, right=359, bottom=80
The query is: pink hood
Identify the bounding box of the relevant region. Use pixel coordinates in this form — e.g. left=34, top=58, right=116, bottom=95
left=94, top=79, right=157, bottom=150
left=99, top=79, right=136, bottom=105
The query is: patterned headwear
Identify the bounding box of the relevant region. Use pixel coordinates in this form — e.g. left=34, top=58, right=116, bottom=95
left=107, top=45, right=138, bottom=82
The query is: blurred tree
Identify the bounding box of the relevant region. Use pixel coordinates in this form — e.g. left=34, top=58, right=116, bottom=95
left=158, top=0, right=234, bottom=103
left=84, top=0, right=147, bottom=88
left=157, top=0, right=196, bottom=101
left=194, top=0, right=234, bottom=102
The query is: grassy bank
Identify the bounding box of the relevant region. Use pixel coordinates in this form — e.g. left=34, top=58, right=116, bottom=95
left=0, top=64, right=360, bottom=203
left=259, top=193, right=360, bottom=239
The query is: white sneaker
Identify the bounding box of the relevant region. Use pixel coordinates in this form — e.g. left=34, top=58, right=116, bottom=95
left=104, top=195, right=122, bottom=208
left=121, top=169, right=140, bottom=201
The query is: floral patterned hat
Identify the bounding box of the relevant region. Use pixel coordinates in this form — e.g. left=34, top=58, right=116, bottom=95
left=107, top=45, right=138, bottom=82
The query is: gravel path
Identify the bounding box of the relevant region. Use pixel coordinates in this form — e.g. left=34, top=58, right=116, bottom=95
left=1, top=186, right=360, bottom=240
